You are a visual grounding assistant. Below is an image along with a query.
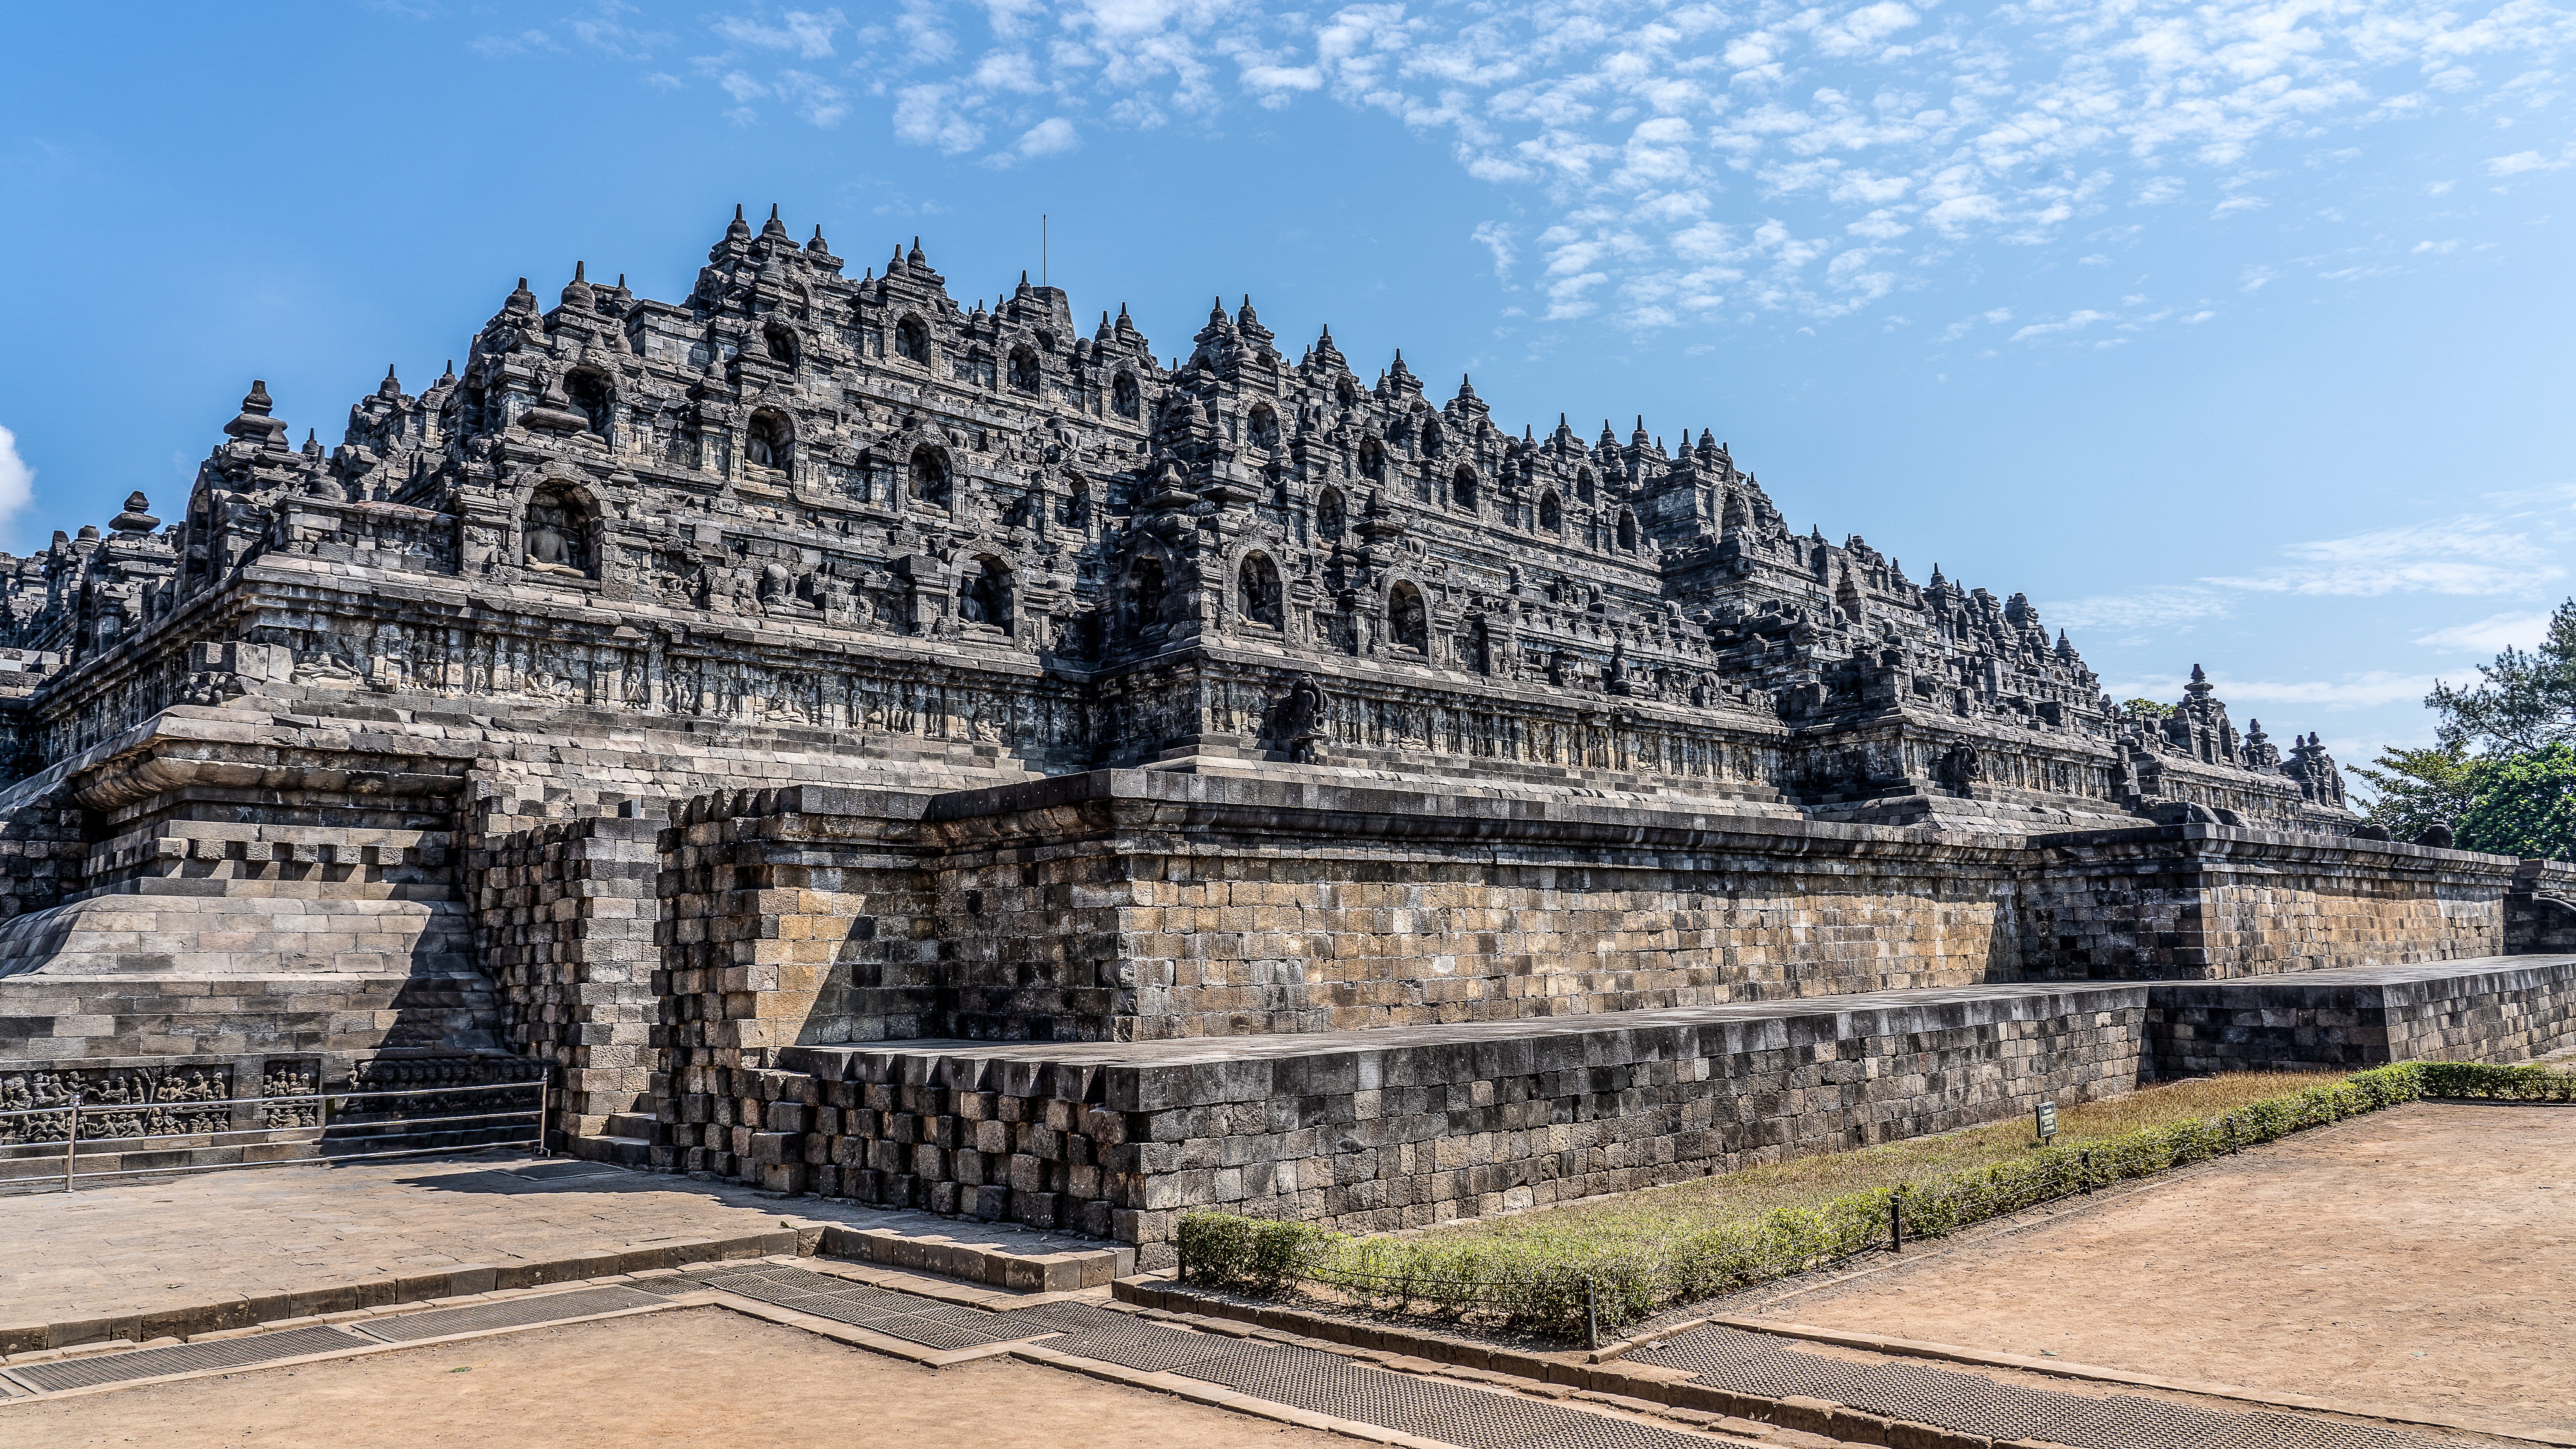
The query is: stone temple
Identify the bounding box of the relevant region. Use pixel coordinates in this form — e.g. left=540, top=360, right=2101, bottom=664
left=1, top=206, right=2570, bottom=1254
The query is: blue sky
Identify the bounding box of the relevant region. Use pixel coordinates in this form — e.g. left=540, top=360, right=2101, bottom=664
left=3, top=1, right=2571, bottom=778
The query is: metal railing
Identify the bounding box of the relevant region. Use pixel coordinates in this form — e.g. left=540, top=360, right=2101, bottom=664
left=0, top=1078, right=551, bottom=1191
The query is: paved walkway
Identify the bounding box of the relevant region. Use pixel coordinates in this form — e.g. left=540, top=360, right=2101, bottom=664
left=0, top=1152, right=1103, bottom=1333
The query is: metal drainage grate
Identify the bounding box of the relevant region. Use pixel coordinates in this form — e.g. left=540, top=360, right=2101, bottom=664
left=1185, top=1353, right=1712, bottom=1449
left=631, top=1273, right=716, bottom=1296
left=1634, top=1323, right=2439, bottom=1449
left=993, top=1299, right=1145, bottom=1335
left=738, top=1287, right=936, bottom=1329
left=861, top=1303, right=1035, bottom=1352
left=4, top=1326, right=371, bottom=1393
left=1042, top=1321, right=1242, bottom=1374
left=354, top=1285, right=665, bottom=1343
left=1176, top=1340, right=1367, bottom=1393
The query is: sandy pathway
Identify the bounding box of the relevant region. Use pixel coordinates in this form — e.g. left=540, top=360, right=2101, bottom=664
left=1762, top=1102, right=2576, bottom=1430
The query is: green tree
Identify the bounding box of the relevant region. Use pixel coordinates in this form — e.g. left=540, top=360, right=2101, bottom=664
left=2427, top=598, right=2576, bottom=753
left=2121, top=698, right=2172, bottom=720
left=2457, top=743, right=2576, bottom=860
left=2352, top=743, right=2477, bottom=842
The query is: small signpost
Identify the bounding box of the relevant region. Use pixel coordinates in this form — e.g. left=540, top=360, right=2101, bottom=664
left=2036, top=1101, right=2058, bottom=1144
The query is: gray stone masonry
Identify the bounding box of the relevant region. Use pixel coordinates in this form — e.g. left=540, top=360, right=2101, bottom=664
left=665, top=980, right=2149, bottom=1266
left=2149, top=954, right=2576, bottom=1075
left=468, top=811, right=663, bottom=1135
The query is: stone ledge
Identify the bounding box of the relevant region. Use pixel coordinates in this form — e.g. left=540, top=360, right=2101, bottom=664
left=815, top=1220, right=1134, bottom=1291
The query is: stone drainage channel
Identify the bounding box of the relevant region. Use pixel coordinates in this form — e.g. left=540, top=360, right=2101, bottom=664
left=0, top=1261, right=2477, bottom=1449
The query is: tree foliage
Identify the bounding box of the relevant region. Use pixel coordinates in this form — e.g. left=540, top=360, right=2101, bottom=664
left=2353, top=743, right=2476, bottom=842
left=2456, top=743, right=2576, bottom=861
left=2427, top=598, right=2576, bottom=754
left=2357, top=600, right=2576, bottom=860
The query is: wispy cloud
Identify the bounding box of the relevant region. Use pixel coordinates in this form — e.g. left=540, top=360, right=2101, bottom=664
left=2416, top=611, right=2558, bottom=653
left=2204, top=510, right=2570, bottom=597
left=2048, top=485, right=2576, bottom=631
left=0, top=425, right=36, bottom=546
left=520, top=0, right=2576, bottom=334
left=2106, top=669, right=2445, bottom=710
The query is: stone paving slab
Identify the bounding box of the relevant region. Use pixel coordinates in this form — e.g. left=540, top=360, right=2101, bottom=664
left=0, top=1151, right=1111, bottom=1350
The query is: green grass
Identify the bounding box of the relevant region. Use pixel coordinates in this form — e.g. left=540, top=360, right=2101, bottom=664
left=1408, top=1072, right=2331, bottom=1260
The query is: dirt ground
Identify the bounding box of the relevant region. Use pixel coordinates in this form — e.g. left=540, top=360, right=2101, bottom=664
left=1759, top=1102, right=2576, bottom=1431
left=0, top=1307, right=1347, bottom=1448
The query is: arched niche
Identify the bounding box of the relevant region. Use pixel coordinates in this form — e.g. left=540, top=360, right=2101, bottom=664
left=565, top=368, right=614, bottom=438
left=522, top=482, right=598, bottom=580
left=895, top=313, right=931, bottom=364
left=1388, top=580, right=1428, bottom=653
left=1538, top=490, right=1563, bottom=535
left=1112, top=372, right=1141, bottom=418
left=1124, top=555, right=1168, bottom=641
left=960, top=554, right=1012, bottom=633
left=744, top=410, right=794, bottom=477
left=910, top=443, right=951, bottom=508
left=1238, top=551, right=1283, bottom=628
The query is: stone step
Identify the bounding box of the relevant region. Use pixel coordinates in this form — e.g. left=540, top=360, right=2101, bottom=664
left=562, top=1133, right=653, bottom=1168
left=602, top=1111, right=659, bottom=1139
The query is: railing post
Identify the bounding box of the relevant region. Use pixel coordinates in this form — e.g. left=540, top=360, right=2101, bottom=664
left=1889, top=1188, right=1905, bottom=1253
left=537, top=1073, right=552, bottom=1158
left=62, top=1092, right=82, bottom=1194
left=1584, top=1275, right=1600, bottom=1352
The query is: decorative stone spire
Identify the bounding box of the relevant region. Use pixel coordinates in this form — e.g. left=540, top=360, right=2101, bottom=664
left=378, top=364, right=402, bottom=399
left=907, top=236, right=927, bottom=269
left=504, top=276, right=539, bottom=317
left=727, top=204, right=752, bottom=243
left=110, top=492, right=159, bottom=535
left=560, top=261, right=596, bottom=313
left=224, top=380, right=289, bottom=447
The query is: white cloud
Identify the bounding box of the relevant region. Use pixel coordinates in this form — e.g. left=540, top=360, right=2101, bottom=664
left=2485, top=149, right=2569, bottom=176
left=600, top=0, right=2576, bottom=330
left=2046, top=586, right=2235, bottom=631
left=2205, top=511, right=2568, bottom=597
left=2109, top=670, right=2444, bottom=710
left=0, top=426, right=34, bottom=542
left=987, top=115, right=1081, bottom=164
left=713, top=8, right=844, bottom=59
left=2415, top=611, right=2556, bottom=653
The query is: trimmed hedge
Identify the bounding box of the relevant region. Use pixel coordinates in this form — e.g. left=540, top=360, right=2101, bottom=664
left=1175, top=1060, right=2573, bottom=1340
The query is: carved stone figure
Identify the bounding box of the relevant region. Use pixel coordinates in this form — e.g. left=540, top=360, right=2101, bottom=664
left=1273, top=674, right=1326, bottom=762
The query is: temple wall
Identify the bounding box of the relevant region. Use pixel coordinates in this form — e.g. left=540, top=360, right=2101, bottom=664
left=654, top=775, right=2042, bottom=1054
left=657, top=982, right=2151, bottom=1262
left=467, top=811, right=663, bottom=1135
left=2149, top=957, right=2576, bottom=1075
left=2023, top=827, right=2517, bottom=980
left=925, top=774, right=2032, bottom=1041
